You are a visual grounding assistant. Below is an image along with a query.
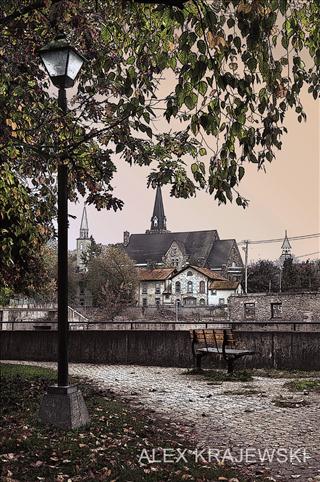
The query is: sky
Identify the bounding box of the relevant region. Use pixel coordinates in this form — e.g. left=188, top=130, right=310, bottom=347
left=68, top=86, right=319, bottom=264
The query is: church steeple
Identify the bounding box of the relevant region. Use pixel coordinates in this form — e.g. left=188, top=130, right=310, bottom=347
left=149, top=185, right=168, bottom=233
left=77, top=206, right=91, bottom=271
left=280, top=230, right=292, bottom=263
left=79, top=206, right=89, bottom=239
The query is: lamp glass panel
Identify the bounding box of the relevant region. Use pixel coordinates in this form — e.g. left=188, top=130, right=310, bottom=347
left=67, top=50, right=84, bottom=81
left=41, top=49, right=69, bottom=78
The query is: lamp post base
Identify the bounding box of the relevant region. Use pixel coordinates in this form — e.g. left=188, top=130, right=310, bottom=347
left=39, top=385, right=90, bottom=429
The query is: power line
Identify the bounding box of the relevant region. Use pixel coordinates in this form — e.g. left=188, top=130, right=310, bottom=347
left=295, top=251, right=320, bottom=259
left=238, top=233, right=320, bottom=246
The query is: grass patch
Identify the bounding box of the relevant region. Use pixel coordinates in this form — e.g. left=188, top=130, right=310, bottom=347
left=0, top=363, right=255, bottom=482
left=252, top=368, right=320, bottom=379
left=0, top=363, right=56, bottom=380
left=183, top=368, right=253, bottom=383
left=283, top=379, right=320, bottom=392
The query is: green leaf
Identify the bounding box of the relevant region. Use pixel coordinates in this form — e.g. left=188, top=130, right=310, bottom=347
left=191, top=163, right=199, bottom=174
left=184, top=93, right=198, bottom=110
left=199, top=147, right=207, bottom=156
left=197, top=81, right=208, bottom=96
left=197, top=39, right=206, bottom=54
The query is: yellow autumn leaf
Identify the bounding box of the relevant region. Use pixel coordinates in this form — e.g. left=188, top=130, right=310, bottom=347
left=207, top=32, right=226, bottom=49
left=237, top=2, right=252, bottom=14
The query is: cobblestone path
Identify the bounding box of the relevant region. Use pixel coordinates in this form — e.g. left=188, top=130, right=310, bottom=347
left=3, top=361, right=320, bottom=482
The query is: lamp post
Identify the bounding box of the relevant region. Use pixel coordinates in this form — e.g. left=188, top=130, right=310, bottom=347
left=39, top=34, right=89, bottom=428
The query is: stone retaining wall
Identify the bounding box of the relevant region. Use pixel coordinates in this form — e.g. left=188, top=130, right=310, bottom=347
left=1, top=330, right=319, bottom=370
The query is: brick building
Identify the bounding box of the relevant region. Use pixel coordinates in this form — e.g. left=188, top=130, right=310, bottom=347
left=229, top=292, right=320, bottom=322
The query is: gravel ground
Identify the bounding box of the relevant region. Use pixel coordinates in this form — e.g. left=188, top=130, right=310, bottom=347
left=2, top=361, right=320, bottom=482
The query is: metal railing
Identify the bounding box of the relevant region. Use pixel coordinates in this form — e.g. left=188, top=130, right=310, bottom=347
left=1, top=319, right=320, bottom=332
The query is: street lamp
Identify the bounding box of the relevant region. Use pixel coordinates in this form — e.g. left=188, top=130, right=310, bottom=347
left=39, top=34, right=89, bottom=429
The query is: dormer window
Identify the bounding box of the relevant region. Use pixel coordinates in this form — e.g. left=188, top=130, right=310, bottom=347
left=187, top=270, right=193, bottom=276
left=153, top=216, right=158, bottom=227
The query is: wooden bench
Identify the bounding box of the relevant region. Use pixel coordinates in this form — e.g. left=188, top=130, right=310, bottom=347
left=191, top=328, right=255, bottom=374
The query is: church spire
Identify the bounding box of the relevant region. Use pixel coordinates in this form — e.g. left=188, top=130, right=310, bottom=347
left=149, top=185, right=168, bottom=233
left=79, top=206, right=89, bottom=239
left=280, top=230, right=292, bottom=262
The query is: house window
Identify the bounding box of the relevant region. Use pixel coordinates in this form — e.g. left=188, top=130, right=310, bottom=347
left=199, top=298, right=205, bottom=305
left=199, top=281, right=205, bottom=294
left=155, top=298, right=161, bottom=308
left=187, top=281, right=193, bottom=293
left=219, top=298, right=225, bottom=305
left=187, top=270, right=193, bottom=276
left=184, top=297, right=196, bottom=306
left=211, top=290, right=217, bottom=295
left=244, top=302, right=255, bottom=319
left=142, top=283, right=148, bottom=294
left=142, top=298, right=148, bottom=307
left=175, top=281, right=181, bottom=293
left=165, top=294, right=170, bottom=300
left=271, top=302, right=282, bottom=319
left=155, top=282, right=161, bottom=294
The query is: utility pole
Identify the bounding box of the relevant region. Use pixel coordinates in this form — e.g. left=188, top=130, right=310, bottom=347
left=242, top=240, right=249, bottom=294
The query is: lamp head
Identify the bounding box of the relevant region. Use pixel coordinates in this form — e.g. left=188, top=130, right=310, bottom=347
left=40, top=34, right=86, bottom=89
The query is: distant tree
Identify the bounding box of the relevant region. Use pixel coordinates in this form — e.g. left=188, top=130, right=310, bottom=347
left=247, top=260, right=280, bottom=293
left=68, top=252, right=80, bottom=304
left=281, top=257, right=300, bottom=291
left=86, top=246, right=138, bottom=319
left=81, top=236, right=103, bottom=269
left=281, top=258, right=320, bottom=292
left=247, top=258, right=320, bottom=293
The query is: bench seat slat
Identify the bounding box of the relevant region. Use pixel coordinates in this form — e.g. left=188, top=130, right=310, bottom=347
left=196, top=348, right=255, bottom=355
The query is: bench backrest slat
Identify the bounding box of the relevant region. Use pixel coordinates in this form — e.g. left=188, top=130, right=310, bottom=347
left=191, top=329, right=236, bottom=347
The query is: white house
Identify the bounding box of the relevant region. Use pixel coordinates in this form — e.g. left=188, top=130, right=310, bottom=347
left=208, top=279, right=242, bottom=305
left=137, top=265, right=242, bottom=307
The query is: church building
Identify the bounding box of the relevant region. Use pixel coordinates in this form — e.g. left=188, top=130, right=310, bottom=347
left=76, top=206, right=92, bottom=307
left=124, top=185, right=244, bottom=281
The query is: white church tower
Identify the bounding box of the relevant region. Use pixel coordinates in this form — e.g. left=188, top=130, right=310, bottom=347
left=76, top=206, right=91, bottom=271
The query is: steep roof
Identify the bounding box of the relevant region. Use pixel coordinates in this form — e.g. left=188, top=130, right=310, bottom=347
left=79, top=206, right=89, bottom=239
left=138, top=268, right=175, bottom=281
left=206, top=239, right=235, bottom=268
left=209, top=280, right=240, bottom=290
left=125, top=230, right=220, bottom=265
left=173, top=265, right=227, bottom=281
left=150, top=185, right=167, bottom=232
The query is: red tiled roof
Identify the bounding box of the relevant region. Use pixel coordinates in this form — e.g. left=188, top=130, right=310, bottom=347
left=138, top=268, right=175, bottom=281
left=189, top=266, right=227, bottom=281
left=209, top=280, right=240, bottom=290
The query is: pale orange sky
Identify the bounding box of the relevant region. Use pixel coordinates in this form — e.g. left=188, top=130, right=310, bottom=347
left=68, top=86, right=319, bottom=263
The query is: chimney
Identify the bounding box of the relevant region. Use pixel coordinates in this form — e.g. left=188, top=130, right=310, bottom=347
left=123, top=231, right=130, bottom=247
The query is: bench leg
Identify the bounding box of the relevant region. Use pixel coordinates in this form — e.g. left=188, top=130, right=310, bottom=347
left=194, top=354, right=203, bottom=371
left=227, top=357, right=234, bottom=375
